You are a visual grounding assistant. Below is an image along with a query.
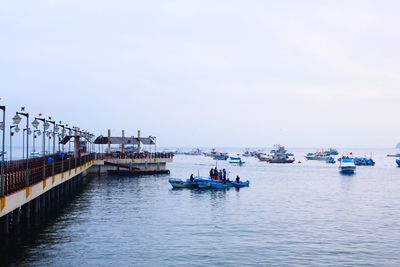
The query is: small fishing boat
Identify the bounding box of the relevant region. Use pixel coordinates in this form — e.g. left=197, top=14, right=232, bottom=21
left=354, top=157, right=375, bottom=166
left=229, top=156, right=245, bottom=165
left=387, top=153, right=400, bottom=157
left=325, top=156, right=336, bottom=164
left=396, top=159, right=400, bottom=167
left=168, top=178, right=197, bottom=189
left=213, top=155, right=229, bottom=160
left=339, top=155, right=356, bottom=175
left=231, top=180, right=250, bottom=188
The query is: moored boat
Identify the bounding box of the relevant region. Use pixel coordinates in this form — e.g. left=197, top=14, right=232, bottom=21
left=229, top=156, right=245, bottom=165
left=339, top=155, right=356, bottom=175
left=354, top=157, right=375, bottom=166
left=261, top=145, right=295, bottom=164
left=325, top=156, right=336, bottom=164
left=213, top=155, right=229, bottom=160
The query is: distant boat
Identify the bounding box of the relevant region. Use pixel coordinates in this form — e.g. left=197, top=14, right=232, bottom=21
left=325, top=156, right=336, bottom=164
left=387, top=153, right=400, bottom=157
left=339, top=155, right=356, bottom=175
left=354, top=157, right=375, bottom=166
left=260, top=145, right=295, bottom=164
left=213, top=155, right=229, bottom=160
left=229, top=156, right=245, bottom=165
left=204, top=148, right=228, bottom=158
left=183, top=148, right=203, bottom=156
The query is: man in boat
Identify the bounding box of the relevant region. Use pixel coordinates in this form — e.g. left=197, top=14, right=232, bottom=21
left=235, top=175, right=240, bottom=183
left=214, top=167, right=218, bottom=180
left=218, top=170, right=223, bottom=181
left=190, top=174, right=194, bottom=182
left=222, top=169, right=226, bottom=180
left=209, top=168, right=214, bottom=179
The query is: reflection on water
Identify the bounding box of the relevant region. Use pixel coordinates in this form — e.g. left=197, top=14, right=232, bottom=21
left=2, top=148, right=400, bottom=266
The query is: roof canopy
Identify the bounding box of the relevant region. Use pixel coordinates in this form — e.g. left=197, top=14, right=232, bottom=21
left=93, top=136, right=155, bottom=145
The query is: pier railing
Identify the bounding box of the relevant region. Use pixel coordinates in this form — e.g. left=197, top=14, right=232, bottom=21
left=3, top=153, right=95, bottom=196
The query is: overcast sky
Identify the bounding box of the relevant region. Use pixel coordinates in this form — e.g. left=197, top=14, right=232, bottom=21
left=1, top=0, right=399, bottom=148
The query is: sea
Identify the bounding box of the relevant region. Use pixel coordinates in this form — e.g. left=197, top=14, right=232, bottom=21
left=2, top=147, right=400, bottom=266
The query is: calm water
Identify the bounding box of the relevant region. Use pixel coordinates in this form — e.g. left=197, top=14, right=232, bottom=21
left=3, top=148, right=400, bottom=266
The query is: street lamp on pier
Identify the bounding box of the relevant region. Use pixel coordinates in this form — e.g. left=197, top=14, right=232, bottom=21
left=33, top=130, right=41, bottom=154
left=13, top=109, right=30, bottom=187
left=9, top=125, right=20, bottom=161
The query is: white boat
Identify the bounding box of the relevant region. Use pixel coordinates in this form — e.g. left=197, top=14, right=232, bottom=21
left=339, top=154, right=356, bottom=175
left=229, top=156, right=245, bottom=165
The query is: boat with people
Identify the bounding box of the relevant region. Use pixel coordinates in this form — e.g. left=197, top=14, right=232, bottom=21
left=229, top=156, right=245, bottom=165
left=231, top=180, right=250, bottom=188
left=339, top=154, right=356, bottom=175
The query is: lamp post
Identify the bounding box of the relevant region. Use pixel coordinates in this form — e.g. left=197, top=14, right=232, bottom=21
left=65, top=127, right=73, bottom=153
left=0, top=105, right=5, bottom=197
left=56, top=123, right=65, bottom=153
left=9, top=125, right=20, bottom=161
left=32, top=130, right=41, bottom=154
left=13, top=110, right=30, bottom=187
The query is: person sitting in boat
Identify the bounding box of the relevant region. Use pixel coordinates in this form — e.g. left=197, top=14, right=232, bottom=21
left=235, top=175, right=240, bottom=183
left=190, top=174, right=194, bottom=182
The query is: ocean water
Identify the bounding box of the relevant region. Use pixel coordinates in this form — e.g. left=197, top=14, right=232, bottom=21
left=3, top=148, right=400, bottom=266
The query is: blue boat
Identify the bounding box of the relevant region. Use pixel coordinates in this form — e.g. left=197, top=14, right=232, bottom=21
left=354, top=157, right=375, bottom=166
left=325, top=156, right=336, bottom=164
left=339, top=156, right=356, bottom=175
left=231, top=180, right=250, bottom=188
left=213, top=155, right=229, bottom=160
left=169, top=178, right=197, bottom=189
left=396, top=159, right=400, bottom=167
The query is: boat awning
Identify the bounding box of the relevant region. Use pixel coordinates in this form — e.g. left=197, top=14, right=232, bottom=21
left=93, top=136, right=155, bottom=145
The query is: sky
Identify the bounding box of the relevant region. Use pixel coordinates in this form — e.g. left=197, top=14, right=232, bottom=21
left=1, top=0, right=400, bottom=148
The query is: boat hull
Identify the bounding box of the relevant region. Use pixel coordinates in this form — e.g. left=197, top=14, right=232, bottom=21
left=232, top=180, right=250, bottom=188
left=339, top=166, right=356, bottom=175
left=169, top=179, right=197, bottom=189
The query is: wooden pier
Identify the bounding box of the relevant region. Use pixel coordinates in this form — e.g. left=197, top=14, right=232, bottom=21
left=0, top=153, right=95, bottom=236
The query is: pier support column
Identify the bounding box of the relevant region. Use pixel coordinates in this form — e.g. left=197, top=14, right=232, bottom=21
left=12, top=208, right=21, bottom=234
left=22, top=202, right=31, bottom=222
left=0, top=213, right=10, bottom=235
